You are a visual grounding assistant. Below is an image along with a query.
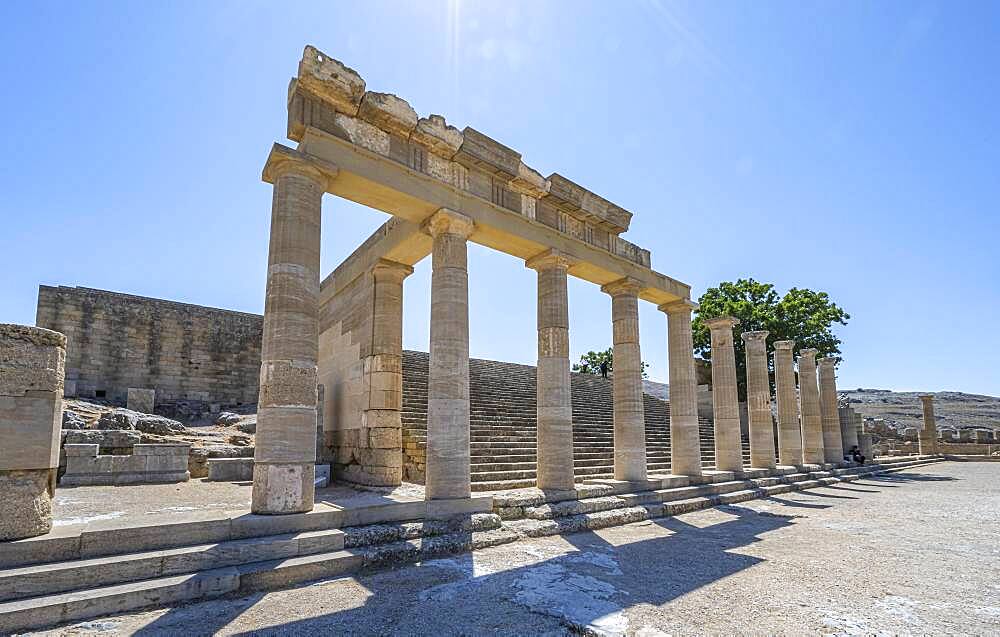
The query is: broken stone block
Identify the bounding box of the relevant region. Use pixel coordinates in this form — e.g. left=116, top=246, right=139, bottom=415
left=62, top=410, right=87, bottom=430
left=126, top=388, right=155, bottom=414
left=453, top=127, right=520, bottom=180
left=297, top=45, right=366, bottom=115
left=357, top=91, right=418, bottom=138
left=410, top=114, right=463, bottom=158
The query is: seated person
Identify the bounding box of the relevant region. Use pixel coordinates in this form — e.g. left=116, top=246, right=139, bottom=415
left=848, top=444, right=865, bottom=465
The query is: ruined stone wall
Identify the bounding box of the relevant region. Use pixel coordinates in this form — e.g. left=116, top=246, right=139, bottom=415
left=35, top=286, right=261, bottom=406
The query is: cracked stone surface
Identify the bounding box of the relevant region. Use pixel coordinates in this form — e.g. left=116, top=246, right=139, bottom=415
left=32, top=462, right=999, bottom=636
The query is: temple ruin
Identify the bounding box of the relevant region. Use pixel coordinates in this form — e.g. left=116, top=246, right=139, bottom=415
left=0, top=45, right=952, bottom=632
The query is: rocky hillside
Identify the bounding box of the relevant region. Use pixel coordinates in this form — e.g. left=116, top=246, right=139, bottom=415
left=839, top=389, right=1000, bottom=433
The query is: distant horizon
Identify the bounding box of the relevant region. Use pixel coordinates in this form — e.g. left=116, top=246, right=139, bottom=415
left=2, top=2, right=997, bottom=396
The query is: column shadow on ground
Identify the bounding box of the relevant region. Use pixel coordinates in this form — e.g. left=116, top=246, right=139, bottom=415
left=123, top=472, right=928, bottom=636
left=130, top=503, right=805, bottom=636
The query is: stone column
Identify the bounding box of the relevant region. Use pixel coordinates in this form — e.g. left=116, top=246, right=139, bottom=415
left=705, top=317, right=742, bottom=473
left=359, top=259, right=413, bottom=485
left=660, top=300, right=703, bottom=477
left=527, top=249, right=576, bottom=491
left=742, top=331, right=776, bottom=469
left=0, top=325, right=65, bottom=540
left=798, top=349, right=825, bottom=465
left=424, top=209, right=475, bottom=500
left=918, top=395, right=938, bottom=455
left=601, top=278, right=646, bottom=482
left=839, top=406, right=860, bottom=456
left=817, top=358, right=844, bottom=463
left=253, top=157, right=327, bottom=515
left=773, top=340, right=803, bottom=466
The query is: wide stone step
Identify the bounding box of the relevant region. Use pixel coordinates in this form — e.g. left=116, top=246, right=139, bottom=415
left=0, top=528, right=346, bottom=603
left=0, top=550, right=367, bottom=634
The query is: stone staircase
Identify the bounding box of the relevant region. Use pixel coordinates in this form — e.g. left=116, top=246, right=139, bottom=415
left=401, top=350, right=750, bottom=491
left=0, top=455, right=943, bottom=633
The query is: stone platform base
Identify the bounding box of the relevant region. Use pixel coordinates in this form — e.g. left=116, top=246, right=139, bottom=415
left=0, top=457, right=943, bottom=633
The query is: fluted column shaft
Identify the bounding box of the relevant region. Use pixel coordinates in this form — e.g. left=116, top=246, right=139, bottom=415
left=798, top=349, right=825, bottom=464
left=424, top=209, right=474, bottom=500
left=527, top=250, right=575, bottom=491
left=743, top=331, right=776, bottom=469
left=817, top=358, right=844, bottom=463
left=773, top=340, right=803, bottom=466
left=919, top=395, right=938, bottom=455
left=661, top=301, right=703, bottom=477
left=602, top=278, right=646, bottom=481
left=253, top=161, right=325, bottom=515
left=706, top=317, right=742, bottom=473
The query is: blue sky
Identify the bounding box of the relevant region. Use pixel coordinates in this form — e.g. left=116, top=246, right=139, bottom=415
left=1, top=1, right=997, bottom=395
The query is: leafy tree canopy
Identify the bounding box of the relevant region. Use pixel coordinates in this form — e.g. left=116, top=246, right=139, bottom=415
left=573, top=347, right=650, bottom=379
left=692, top=279, right=849, bottom=400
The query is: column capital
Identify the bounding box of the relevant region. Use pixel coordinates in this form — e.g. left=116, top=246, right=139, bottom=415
left=525, top=248, right=576, bottom=272
left=262, top=143, right=336, bottom=189
left=704, top=316, right=738, bottom=331
left=601, top=276, right=644, bottom=297
left=423, top=208, right=474, bottom=239
left=740, top=330, right=769, bottom=343
left=773, top=340, right=795, bottom=350
left=657, top=299, right=697, bottom=315
left=817, top=357, right=837, bottom=369
left=919, top=394, right=934, bottom=402
left=371, top=258, right=414, bottom=282
left=798, top=348, right=818, bottom=361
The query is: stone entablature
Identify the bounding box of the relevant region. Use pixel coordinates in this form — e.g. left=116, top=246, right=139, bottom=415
left=287, top=45, right=648, bottom=269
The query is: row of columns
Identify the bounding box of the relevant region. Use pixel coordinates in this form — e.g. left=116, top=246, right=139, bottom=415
left=710, top=322, right=852, bottom=469
left=253, top=160, right=863, bottom=514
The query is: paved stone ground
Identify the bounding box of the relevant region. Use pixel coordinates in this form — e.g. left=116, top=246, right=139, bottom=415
left=32, top=462, right=1000, bottom=636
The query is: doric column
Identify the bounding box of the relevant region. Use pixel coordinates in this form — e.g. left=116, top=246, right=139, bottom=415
left=798, top=349, right=825, bottom=464
left=424, top=209, right=475, bottom=500
left=601, top=277, right=646, bottom=481
left=817, top=358, right=844, bottom=463
left=838, top=406, right=860, bottom=456
left=660, top=300, right=703, bottom=477
left=705, top=317, right=742, bottom=473
left=773, top=340, right=803, bottom=466
left=360, top=259, right=413, bottom=485
left=526, top=249, right=576, bottom=491
left=742, top=331, right=776, bottom=469
left=918, top=394, right=938, bottom=455
left=0, top=325, right=65, bottom=540
left=253, top=155, right=327, bottom=515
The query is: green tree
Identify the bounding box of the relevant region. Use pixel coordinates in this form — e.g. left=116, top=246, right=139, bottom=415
left=573, top=348, right=650, bottom=379
left=691, top=279, right=849, bottom=401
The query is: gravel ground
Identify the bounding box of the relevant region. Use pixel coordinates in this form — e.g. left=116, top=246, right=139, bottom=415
left=29, top=461, right=1000, bottom=636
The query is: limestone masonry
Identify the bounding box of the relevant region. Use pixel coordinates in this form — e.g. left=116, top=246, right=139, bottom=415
left=35, top=286, right=262, bottom=406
